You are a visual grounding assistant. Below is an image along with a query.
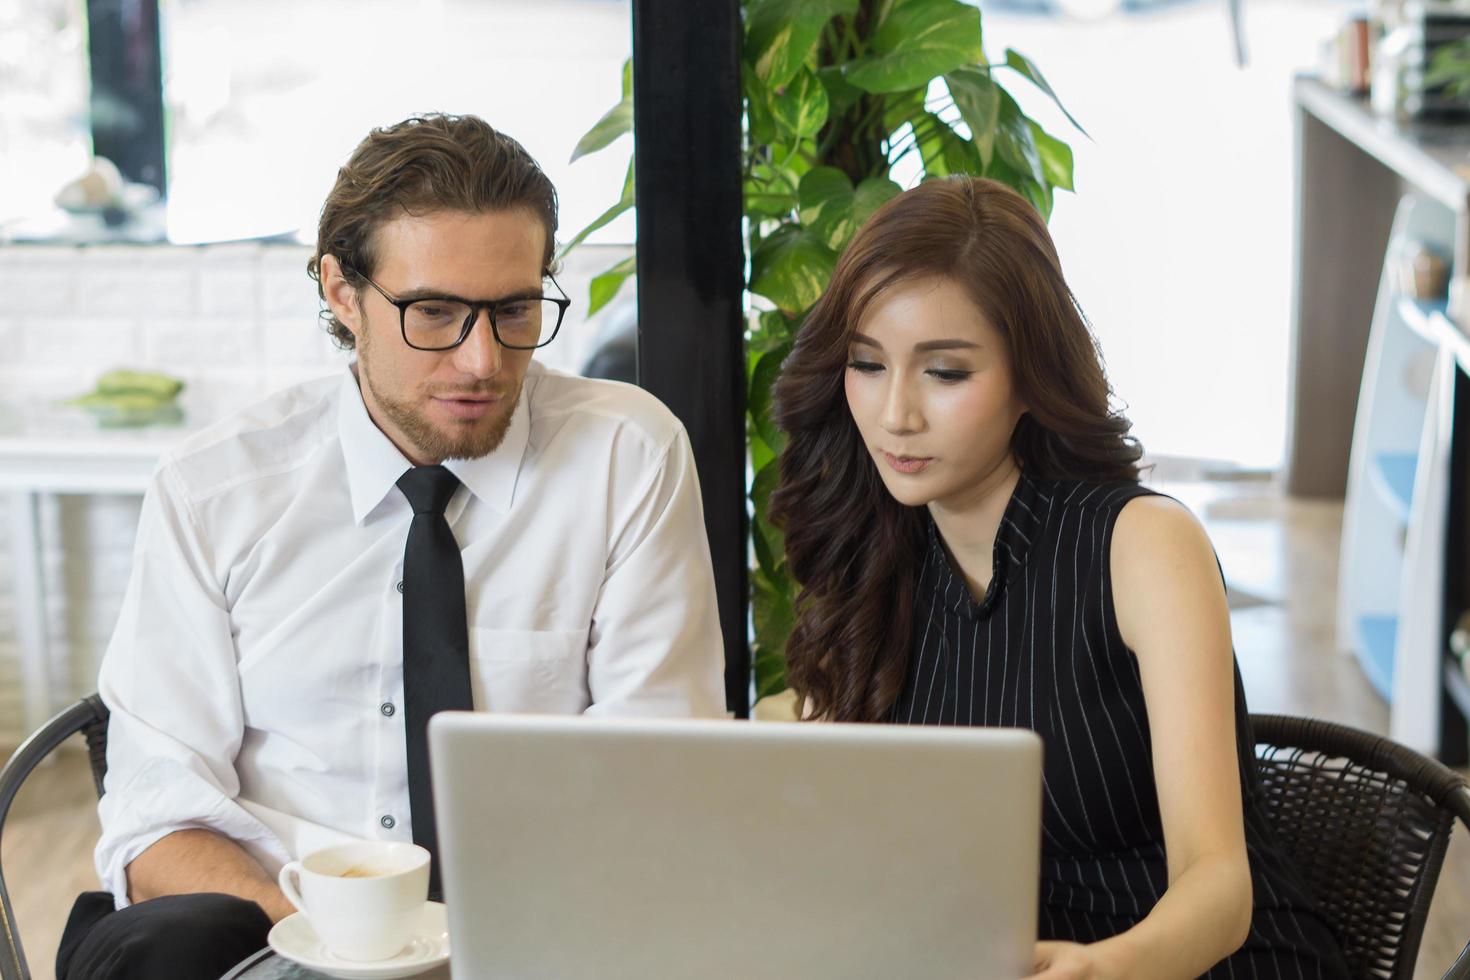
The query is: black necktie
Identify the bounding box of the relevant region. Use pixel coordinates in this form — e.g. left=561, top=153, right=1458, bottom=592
left=397, top=464, right=472, bottom=900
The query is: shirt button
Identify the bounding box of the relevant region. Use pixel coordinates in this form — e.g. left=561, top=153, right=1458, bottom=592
left=396, top=580, right=404, bottom=594
left=380, top=701, right=396, bottom=718
left=380, top=814, right=396, bottom=830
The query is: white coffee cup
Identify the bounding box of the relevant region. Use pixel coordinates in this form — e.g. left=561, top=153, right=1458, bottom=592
left=277, top=841, right=431, bottom=961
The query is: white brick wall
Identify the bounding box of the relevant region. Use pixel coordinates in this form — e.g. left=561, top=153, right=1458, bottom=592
left=0, top=240, right=629, bottom=743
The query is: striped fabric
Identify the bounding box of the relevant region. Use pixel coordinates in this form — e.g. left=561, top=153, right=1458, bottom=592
left=889, top=471, right=1349, bottom=978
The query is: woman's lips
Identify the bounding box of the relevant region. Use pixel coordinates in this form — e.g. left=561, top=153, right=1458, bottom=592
left=883, top=452, right=933, bottom=475
left=433, top=395, right=500, bottom=421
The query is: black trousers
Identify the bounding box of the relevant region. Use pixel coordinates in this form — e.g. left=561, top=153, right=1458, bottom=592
left=56, top=891, right=271, bottom=980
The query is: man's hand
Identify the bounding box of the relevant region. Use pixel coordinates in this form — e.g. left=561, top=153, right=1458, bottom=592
left=126, top=828, right=295, bottom=923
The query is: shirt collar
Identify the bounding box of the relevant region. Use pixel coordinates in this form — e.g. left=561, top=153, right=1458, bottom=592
left=336, top=362, right=533, bottom=525
left=925, top=467, right=1051, bottom=619
left=442, top=369, right=532, bottom=516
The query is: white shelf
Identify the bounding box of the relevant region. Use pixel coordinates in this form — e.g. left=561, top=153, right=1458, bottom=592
left=1395, top=294, right=1470, bottom=371
left=1370, top=452, right=1417, bottom=522
left=1356, top=614, right=1397, bottom=700
left=1337, top=193, right=1458, bottom=755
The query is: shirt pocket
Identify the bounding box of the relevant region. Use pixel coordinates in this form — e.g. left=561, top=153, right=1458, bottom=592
left=468, top=628, right=590, bottom=714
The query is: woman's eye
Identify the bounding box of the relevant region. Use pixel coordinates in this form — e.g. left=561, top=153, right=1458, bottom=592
left=847, top=360, right=883, bottom=374
left=927, top=369, right=972, bottom=383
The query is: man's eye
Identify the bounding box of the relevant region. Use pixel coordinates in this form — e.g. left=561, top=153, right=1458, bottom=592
left=411, top=304, right=458, bottom=322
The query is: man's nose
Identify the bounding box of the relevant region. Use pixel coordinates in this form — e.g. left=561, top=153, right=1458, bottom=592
left=451, top=309, right=503, bottom=378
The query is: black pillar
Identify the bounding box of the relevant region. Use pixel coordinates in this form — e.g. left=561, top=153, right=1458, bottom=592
left=86, top=0, right=167, bottom=195
left=631, top=0, right=749, bottom=716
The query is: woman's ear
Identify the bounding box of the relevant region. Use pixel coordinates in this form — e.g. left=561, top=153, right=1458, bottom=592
left=319, top=254, right=363, bottom=343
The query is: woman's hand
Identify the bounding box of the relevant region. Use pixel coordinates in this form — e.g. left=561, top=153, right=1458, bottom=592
left=1022, top=941, right=1125, bottom=979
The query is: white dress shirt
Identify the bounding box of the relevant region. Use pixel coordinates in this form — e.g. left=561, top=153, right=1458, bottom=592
left=95, top=361, right=726, bottom=906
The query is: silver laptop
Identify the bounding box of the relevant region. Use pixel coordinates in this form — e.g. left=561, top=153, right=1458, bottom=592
left=429, top=713, right=1041, bottom=980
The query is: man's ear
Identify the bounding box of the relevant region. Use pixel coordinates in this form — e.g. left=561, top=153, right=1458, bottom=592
left=319, top=254, right=363, bottom=342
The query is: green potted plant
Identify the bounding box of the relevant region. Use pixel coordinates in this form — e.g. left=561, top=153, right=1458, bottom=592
left=566, top=0, right=1082, bottom=705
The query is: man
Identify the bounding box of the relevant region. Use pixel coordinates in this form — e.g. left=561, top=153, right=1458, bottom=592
left=57, top=114, right=726, bottom=980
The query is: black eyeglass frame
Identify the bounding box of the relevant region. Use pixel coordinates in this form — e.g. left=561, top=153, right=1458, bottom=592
left=356, top=272, right=571, bottom=351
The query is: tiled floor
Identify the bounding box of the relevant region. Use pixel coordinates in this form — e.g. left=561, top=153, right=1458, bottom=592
left=2, top=476, right=1466, bottom=979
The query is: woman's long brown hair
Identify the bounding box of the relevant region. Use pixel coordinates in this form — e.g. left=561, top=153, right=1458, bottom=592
left=769, top=176, right=1144, bottom=722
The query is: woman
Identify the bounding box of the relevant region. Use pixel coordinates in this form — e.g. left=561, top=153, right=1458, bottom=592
left=769, top=177, right=1348, bottom=979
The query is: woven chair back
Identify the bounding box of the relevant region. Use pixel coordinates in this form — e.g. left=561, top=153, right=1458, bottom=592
left=1252, top=714, right=1470, bottom=980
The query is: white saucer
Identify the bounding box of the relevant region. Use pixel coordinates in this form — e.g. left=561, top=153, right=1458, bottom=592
left=267, top=901, right=450, bottom=979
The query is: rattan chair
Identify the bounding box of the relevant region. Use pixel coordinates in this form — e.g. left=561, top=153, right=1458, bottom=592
left=0, top=695, right=109, bottom=980
left=1251, top=713, right=1470, bottom=980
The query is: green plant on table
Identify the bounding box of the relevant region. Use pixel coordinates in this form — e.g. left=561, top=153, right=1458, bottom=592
left=1427, top=38, right=1470, bottom=101
left=65, top=369, right=185, bottom=428
left=566, top=0, right=1082, bottom=702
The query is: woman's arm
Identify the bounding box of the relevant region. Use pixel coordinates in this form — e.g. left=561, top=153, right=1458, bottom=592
left=1026, top=495, right=1252, bottom=979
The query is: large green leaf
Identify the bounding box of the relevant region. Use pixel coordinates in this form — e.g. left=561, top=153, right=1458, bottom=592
left=909, top=111, right=980, bottom=177
left=749, top=455, right=783, bottom=515
left=745, top=0, right=858, bottom=89
left=750, top=462, right=787, bottom=580
left=797, top=166, right=853, bottom=247
left=743, top=66, right=778, bottom=149
left=749, top=225, right=836, bottom=312
left=570, top=99, right=632, bottom=163
left=945, top=67, right=1001, bottom=168
left=747, top=343, right=792, bottom=452
left=749, top=429, right=777, bottom=472
left=1029, top=120, right=1074, bottom=192
left=752, top=569, right=795, bottom=696
left=1021, top=177, right=1053, bottom=219
left=557, top=156, right=634, bottom=259
left=753, top=644, right=790, bottom=700
left=995, top=92, right=1045, bottom=187
left=1004, top=48, right=1088, bottom=138
left=845, top=0, right=984, bottom=95
left=807, top=173, right=903, bottom=249
left=941, top=125, right=984, bottom=176
left=751, top=512, right=784, bottom=584
left=587, top=255, right=635, bottom=316
left=984, top=153, right=1023, bottom=191
left=770, top=68, right=830, bottom=139
left=850, top=176, right=903, bottom=228
left=749, top=309, right=797, bottom=351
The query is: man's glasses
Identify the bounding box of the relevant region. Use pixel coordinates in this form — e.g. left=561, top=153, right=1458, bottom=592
left=357, top=273, right=571, bottom=351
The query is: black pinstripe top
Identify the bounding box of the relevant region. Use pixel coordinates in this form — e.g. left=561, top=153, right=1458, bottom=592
left=889, top=472, right=1349, bottom=978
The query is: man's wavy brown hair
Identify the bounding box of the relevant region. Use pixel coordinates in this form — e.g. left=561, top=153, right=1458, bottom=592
left=307, top=114, right=559, bottom=350
left=769, top=176, right=1144, bottom=722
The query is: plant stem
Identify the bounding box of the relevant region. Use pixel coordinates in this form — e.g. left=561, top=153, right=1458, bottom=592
left=841, top=13, right=862, bottom=59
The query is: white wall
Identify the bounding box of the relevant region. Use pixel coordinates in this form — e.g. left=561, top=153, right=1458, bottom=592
left=982, top=1, right=1343, bottom=469
left=0, top=240, right=627, bottom=742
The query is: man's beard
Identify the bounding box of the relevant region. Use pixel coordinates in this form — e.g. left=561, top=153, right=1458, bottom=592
left=358, top=330, right=522, bottom=462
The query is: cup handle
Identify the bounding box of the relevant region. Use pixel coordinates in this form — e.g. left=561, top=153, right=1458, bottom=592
left=277, top=861, right=307, bottom=916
